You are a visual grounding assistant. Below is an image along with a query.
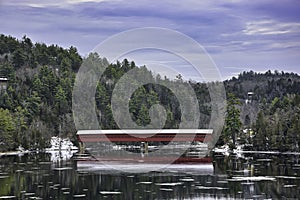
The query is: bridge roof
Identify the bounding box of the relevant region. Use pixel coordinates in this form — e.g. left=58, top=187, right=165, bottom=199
left=77, top=129, right=213, bottom=135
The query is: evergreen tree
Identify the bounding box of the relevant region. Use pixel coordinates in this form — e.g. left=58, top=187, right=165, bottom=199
left=0, top=108, right=15, bottom=151
left=222, top=93, right=242, bottom=148
left=253, top=111, right=268, bottom=150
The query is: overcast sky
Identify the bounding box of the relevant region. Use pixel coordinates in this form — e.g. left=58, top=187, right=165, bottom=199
left=1, top=0, right=300, bottom=80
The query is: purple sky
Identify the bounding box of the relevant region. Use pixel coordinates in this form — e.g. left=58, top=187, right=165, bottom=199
left=1, top=0, right=300, bottom=80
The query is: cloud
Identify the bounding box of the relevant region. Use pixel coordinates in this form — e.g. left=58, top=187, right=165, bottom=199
left=243, top=20, right=300, bottom=35
left=1, top=0, right=113, bottom=8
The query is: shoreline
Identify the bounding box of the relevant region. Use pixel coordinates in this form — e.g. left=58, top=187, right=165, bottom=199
left=2, top=148, right=300, bottom=157
left=0, top=150, right=31, bottom=157
left=213, top=147, right=300, bottom=155
left=0, top=137, right=78, bottom=157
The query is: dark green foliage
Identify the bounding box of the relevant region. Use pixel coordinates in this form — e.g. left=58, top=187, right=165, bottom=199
left=221, top=93, right=242, bottom=148
left=225, top=70, right=300, bottom=101
left=223, top=70, right=300, bottom=151
left=252, top=95, right=300, bottom=151
left=0, top=108, right=15, bottom=151
left=0, top=34, right=19, bottom=54
left=0, top=34, right=81, bottom=151
left=94, top=57, right=187, bottom=130
left=12, top=48, right=25, bottom=67
left=0, top=34, right=212, bottom=151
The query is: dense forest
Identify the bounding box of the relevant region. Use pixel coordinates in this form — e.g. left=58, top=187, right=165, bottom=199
left=0, top=34, right=300, bottom=152
left=223, top=71, right=300, bottom=151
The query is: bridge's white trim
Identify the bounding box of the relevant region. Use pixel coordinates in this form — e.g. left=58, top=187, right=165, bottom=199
left=77, top=129, right=213, bottom=135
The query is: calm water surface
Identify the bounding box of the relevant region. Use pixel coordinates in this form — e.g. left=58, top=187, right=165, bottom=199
left=1, top=152, right=300, bottom=199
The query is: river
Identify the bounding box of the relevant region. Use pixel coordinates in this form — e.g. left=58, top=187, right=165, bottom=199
left=0, top=152, right=300, bottom=199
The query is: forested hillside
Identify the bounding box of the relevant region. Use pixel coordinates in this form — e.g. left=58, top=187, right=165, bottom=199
left=0, top=34, right=212, bottom=151
left=0, top=34, right=300, bottom=152
left=0, top=34, right=82, bottom=151
left=225, top=70, right=300, bottom=102
left=223, top=72, right=300, bottom=151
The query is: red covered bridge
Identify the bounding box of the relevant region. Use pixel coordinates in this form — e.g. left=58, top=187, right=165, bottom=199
left=77, top=129, right=213, bottom=143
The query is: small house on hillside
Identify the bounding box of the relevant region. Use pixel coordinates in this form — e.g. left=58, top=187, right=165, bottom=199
left=246, top=92, right=254, bottom=104
left=0, top=77, right=8, bottom=90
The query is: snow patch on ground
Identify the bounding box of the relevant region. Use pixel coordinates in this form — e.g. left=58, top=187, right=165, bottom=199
left=45, top=137, right=78, bottom=162
left=0, top=137, right=78, bottom=161
left=46, top=137, right=78, bottom=151
left=213, top=145, right=230, bottom=156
